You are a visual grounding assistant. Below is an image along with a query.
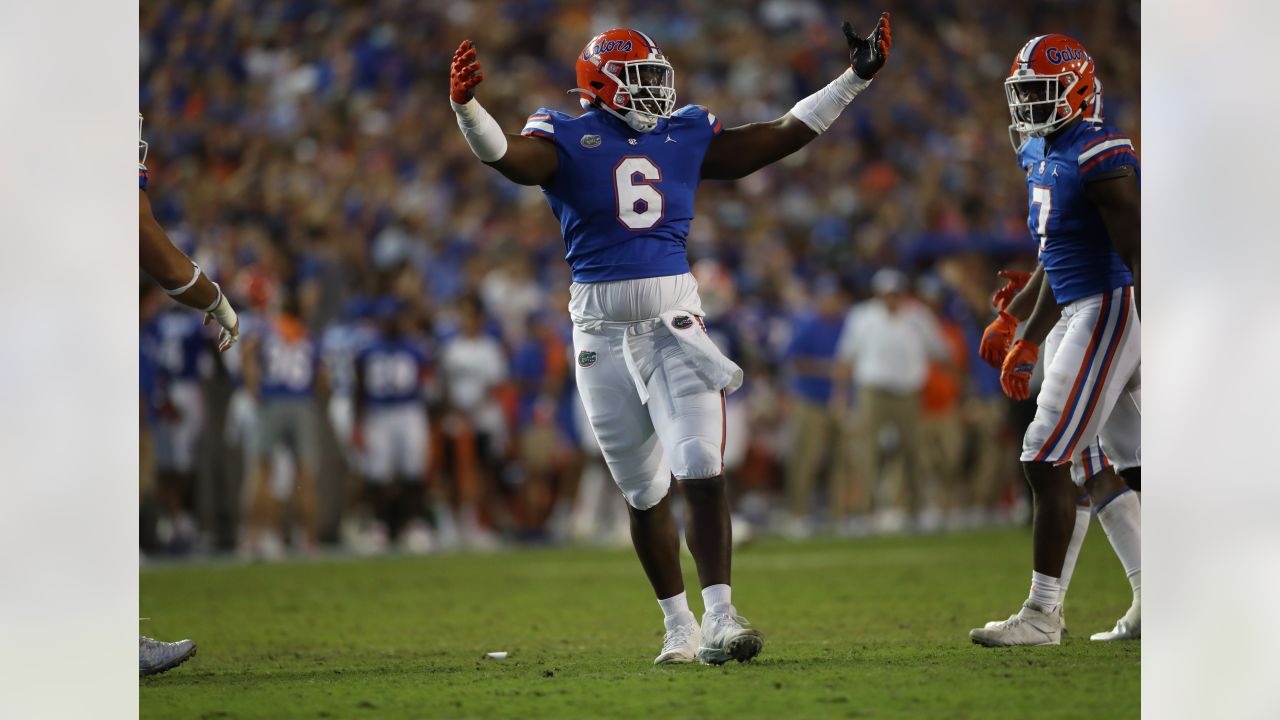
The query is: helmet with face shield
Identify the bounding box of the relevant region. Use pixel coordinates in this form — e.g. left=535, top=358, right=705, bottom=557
left=1005, top=34, right=1097, bottom=150
left=571, top=28, right=676, bottom=134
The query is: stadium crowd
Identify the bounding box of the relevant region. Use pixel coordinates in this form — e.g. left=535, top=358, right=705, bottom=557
left=139, top=0, right=1140, bottom=557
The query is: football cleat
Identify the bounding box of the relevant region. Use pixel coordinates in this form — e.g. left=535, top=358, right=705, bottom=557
left=970, top=601, right=1063, bottom=647
left=654, top=619, right=701, bottom=665
left=1091, top=593, right=1140, bottom=641
left=139, top=636, right=197, bottom=676
left=697, top=609, right=764, bottom=665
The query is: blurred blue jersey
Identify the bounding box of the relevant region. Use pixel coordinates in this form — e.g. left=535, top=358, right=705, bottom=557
left=142, top=309, right=206, bottom=381
left=355, top=339, right=429, bottom=406
left=139, top=163, right=149, bottom=190
left=258, top=322, right=320, bottom=399
left=522, top=104, right=723, bottom=283
left=1017, top=119, right=1138, bottom=305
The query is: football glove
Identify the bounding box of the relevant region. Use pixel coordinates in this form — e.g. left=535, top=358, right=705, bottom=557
left=845, top=12, right=893, bottom=80
left=450, top=40, right=484, bottom=104
left=991, top=269, right=1033, bottom=312
left=1000, top=339, right=1039, bottom=401
left=979, top=311, right=1019, bottom=369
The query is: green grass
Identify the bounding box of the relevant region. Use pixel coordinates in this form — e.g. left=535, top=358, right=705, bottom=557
left=140, top=527, right=1138, bottom=719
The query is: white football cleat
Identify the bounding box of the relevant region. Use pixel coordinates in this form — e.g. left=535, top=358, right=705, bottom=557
left=139, top=636, right=197, bottom=676
left=654, top=619, right=701, bottom=665
left=985, top=607, right=1069, bottom=636
left=970, top=601, right=1063, bottom=647
left=697, top=608, right=764, bottom=665
left=1091, top=594, right=1140, bottom=641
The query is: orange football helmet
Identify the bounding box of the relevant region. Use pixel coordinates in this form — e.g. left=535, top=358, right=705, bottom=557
left=572, top=28, right=675, bottom=133
left=1005, top=34, right=1097, bottom=148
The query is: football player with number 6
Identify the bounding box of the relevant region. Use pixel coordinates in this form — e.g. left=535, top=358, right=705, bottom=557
left=450, top=15, right=891, bottom=664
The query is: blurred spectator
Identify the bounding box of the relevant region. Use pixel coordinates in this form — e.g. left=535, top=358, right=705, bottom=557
left=834, top=268, right=949, bottom=532
left=439, top=294, right=508, bottom=548
left=781, top=277, right=849, bottom=538
left=916, top=274, right=969, bottom=532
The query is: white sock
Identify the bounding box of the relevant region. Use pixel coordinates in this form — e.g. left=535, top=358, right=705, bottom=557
left=1029, top=571, right=1061, bottom=610
left=1057, top=503, right=1092, bottom=605
left=1096, top=489, right=1141, bottom=594
left=701, top=584, right=732, bottom=615
left=657, top=592, right=695, bottom=629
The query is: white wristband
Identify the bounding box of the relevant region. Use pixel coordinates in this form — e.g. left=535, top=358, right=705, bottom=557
left=164, top=262, right=201, bottom=296
left=451, top=97, right=509, bottom=162
left=788, top=68, right=872, bottom=135
left=207, top=287, right=238, bottom=329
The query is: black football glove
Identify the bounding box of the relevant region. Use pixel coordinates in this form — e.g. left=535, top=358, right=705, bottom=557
left=844, top=12, right=893, bottom=80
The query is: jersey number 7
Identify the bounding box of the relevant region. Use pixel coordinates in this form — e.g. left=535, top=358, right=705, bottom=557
left=1031, top=185, right=1052, bottom=253
left=614, top=156, right=664, bottom=230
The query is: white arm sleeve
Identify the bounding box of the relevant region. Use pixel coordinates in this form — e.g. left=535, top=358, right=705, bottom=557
left=788, top=68, right=872, bottom=135
left=451, top=97, right=509, bottom=162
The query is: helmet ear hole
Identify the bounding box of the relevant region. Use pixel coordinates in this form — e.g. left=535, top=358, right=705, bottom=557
left=590, top=81, right=604, bottom=89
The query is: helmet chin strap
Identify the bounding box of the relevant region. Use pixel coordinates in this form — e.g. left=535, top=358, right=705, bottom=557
left=568, top=88, right=660, bottom=133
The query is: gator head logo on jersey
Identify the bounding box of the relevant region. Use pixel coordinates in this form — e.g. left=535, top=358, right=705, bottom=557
left=577, top=350, right=598, bottom=368
left=580, top=134, right=602, bottom=149
left=672, top=315, right=694, bottom=330
left=1005, top=34, right=1097, bottom=146
left=571, top=28, right=675, bottom=134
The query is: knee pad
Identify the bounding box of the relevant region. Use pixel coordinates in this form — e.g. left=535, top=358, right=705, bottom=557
left=616, top=463, right=671, bottom=511
left=669, top=436, right=722, bottom=480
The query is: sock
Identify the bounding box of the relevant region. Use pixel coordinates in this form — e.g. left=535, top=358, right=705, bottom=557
left=701, top=584, right=732, bottom=615
left=1058, top=504, right=1092, bottom=605
left=1029, top=571, right=1061, bottom=610
left=657, top=592, right=694, bottom=629
left=1096, top=489, right=1141, bottom=595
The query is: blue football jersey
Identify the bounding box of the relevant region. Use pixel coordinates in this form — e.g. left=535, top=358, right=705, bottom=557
left=258, top=323, right=320, bottom=399
left=355, top=339, right=429, bottom=406
left=1017, top=119, right=1138, bottom=305
left=142, top=309, right=206, bottom=381
left=522, top=104, right=723, bottom=283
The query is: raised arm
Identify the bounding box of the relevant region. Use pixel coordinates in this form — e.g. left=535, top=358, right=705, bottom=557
left=450, top=40, right=558, bottom=186
left=1084, top=168, right=1141, bottom=316
left=701, top=13, right=892, bottom=180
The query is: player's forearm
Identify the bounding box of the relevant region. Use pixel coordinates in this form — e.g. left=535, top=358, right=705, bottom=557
left=140, top=212, right=221, bottom=311
left=1006, top=265, right=1046, bottom=323
left=1019, top=275, right=1059, bottom=347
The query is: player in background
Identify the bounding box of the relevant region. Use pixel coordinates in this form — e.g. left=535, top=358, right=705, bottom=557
left=240, top=291, right=326, bottom=557
left=449, top=14, right=891, bottom=664
left=139, top=113, right=238, bottom=675
left=354, top=299, right=434, bottom=552
left=969, top=36, right=1141, bottom=647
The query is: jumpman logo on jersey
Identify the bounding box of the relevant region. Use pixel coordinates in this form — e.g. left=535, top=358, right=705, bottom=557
left=665, top=134, right=677, bottom=143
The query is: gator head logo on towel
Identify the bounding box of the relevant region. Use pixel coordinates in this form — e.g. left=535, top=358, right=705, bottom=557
left=672, top=315, right=694, bottom=330
left=577, top=350, right=598, bottom=368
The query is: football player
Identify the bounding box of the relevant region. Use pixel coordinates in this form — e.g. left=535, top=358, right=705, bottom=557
left=449, top=14, right=892, bottom=664
left=354, top=299, right=433, bottom=551
left=139, top=113, right=237, bottom=674
left=968, top=36, right=1141, bottom=647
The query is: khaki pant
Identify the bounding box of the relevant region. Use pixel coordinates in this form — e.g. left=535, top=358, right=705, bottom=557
left=784, top=398, right=845, bottom=518
left=860, top=387, right=922, bottom=514
left=919, top=408, right=965, bottom=512
left=965, top=396, right=1014, bottom=510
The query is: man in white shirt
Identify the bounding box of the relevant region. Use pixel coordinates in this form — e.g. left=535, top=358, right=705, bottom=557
left=833, top=268, right=949, bottom=529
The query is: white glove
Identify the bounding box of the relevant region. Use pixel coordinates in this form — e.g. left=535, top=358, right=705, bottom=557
left=203, top=290, right=239, bottom=352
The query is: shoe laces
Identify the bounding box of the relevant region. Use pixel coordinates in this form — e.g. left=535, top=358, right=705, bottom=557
left=663, top=622, right=696, bottom=649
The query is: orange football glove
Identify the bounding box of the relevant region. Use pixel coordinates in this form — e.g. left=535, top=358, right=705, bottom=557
left=1000, top=339, right=1039, bottom=401
left=991, top=270, right=1033, bottom=312
left=450, top=40, right=484, bottom=104
left=979, top=311, right=1019, bottom=369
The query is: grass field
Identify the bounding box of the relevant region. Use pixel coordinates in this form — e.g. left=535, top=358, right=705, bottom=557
left=140, top=527, right=1139, bottom=719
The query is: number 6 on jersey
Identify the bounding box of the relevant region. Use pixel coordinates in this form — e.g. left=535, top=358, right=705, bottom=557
left=614, top=156, right=664, bottom=230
